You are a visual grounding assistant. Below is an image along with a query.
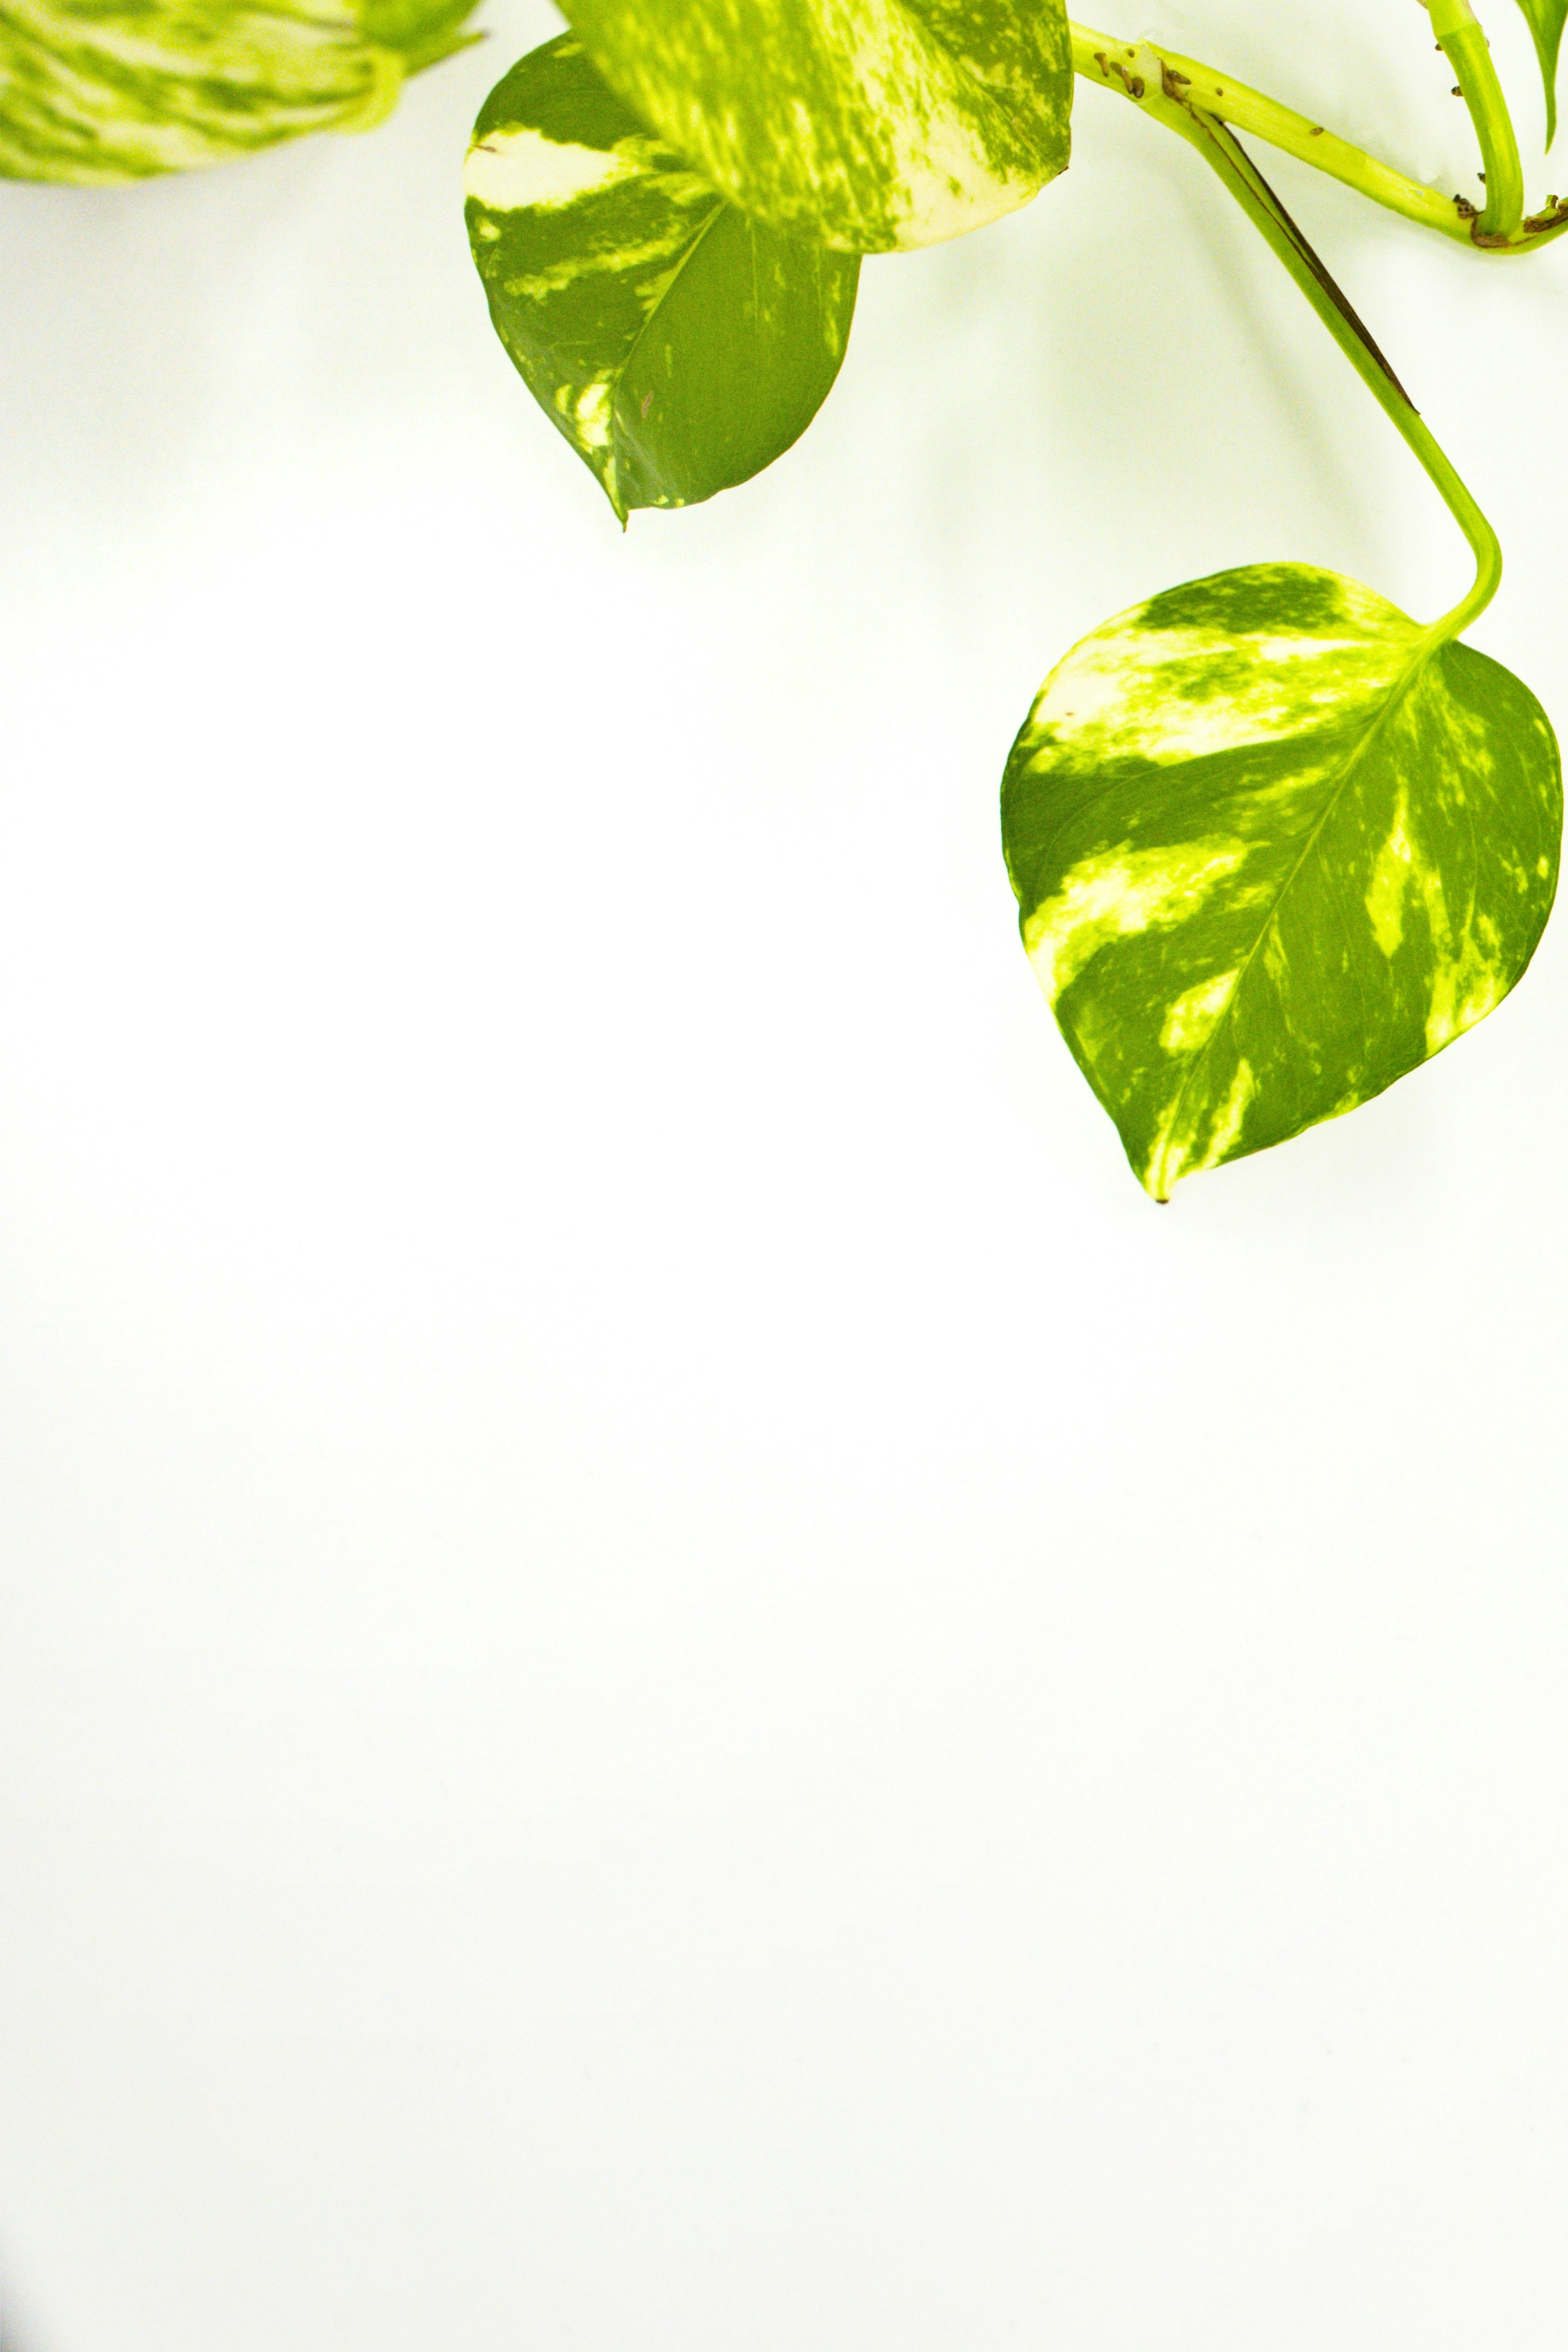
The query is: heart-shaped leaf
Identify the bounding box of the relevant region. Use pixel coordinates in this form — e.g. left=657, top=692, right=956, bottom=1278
left=467, top=36, right=860, bottom=519
left=0, top=0, right=467, bottom=180
left=1512, top=0, right=1566, bottom=145
left=1002, top=565, right=1562, bottom=1196
left=557, top=0, right=1072, bottom=252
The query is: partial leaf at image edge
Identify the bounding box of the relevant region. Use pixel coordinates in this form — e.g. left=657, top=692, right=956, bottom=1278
left=557, top=0, right=1073, bottom=252
left=1002, top=564, right=1562, bottom=1197
left=466, top=35, right=861, bottom=520
left=0, top=0, right=477, bottom=181
left=1511, top=0, right=1567, bottom=145
left=358, top=0, right=478, bottom=78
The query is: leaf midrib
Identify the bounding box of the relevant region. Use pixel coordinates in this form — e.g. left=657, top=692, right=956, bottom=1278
left=1152, top=629, right=1438, bottom=1174
left=606, top=183, right=728, bottom=504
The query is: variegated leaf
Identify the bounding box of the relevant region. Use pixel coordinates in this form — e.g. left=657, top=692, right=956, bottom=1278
left=1002, top=565, right=1562, bottom=1197
left=557, top=0, right=1072, bottom=253
left=0, top=0, right=474, bottom=182
left=1511, top=0, right=1567, bottom=145
left=466, top=36, right=860, bottom=519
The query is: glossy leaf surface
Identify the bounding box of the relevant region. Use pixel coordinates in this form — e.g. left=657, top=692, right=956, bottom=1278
left=1002, top=566, right=1561, bottom=1196
left=0, top=0, right=472, bottom=180
left=1512, top=0, right=1566, bottom=144
left=466, top=36, right=860, bottom=519
left=558, top=0, right=1071, bottom=252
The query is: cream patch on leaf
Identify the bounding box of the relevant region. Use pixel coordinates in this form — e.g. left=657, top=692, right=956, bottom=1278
left=1365, top=787, right=1415, bottom=957
left=1159, top=968, right=1241, bottom=1054
left=882, top=108, right=1043, bottom=248
left=1022, top=838, right=1251, bottom=1005
left=570, top=380, right=615, bottom=447
left=1029, top=617, right=1419, bottom=772
left=465, top=125, right=644, bottom=210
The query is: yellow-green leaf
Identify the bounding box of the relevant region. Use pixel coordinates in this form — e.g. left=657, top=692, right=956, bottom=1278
left=466, top=36, right=860, bottom=519
left=0, top=0, right=474, bottom=181
left=1002, top=565, right=1562, bottom=1196
left=557, top=0, right=1072, bottom=252
left=1512, top=0, right=1566, bottom=145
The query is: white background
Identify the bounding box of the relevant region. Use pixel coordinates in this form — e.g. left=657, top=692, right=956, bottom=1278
left=2, top=3, right=1567, bottom=2344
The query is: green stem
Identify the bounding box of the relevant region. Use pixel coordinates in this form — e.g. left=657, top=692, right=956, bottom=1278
left=1073, top=45, right=1502, bottom=641
left=1426, top=0, right=1525, bottom=239
left=1191, top=116, right=1500, bottom=639
left=1069, top=20, right=1568, bottom=254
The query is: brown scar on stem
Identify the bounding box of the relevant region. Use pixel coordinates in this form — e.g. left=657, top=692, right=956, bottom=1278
left=1096, top=52, right=1143, bottom=95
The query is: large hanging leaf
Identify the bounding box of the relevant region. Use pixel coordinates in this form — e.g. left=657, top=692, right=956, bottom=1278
left=0, top=0, right=474, bottom=182
left=466, top=36, right=861, bottom=520
left=1512, top=0, right=1567, bottom=146
left=1002, top=565, right=1561, bottom=1197
left=557, top=0, right=1072, bottom=253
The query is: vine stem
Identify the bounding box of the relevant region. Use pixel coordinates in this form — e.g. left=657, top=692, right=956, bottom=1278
left=1425, top=0, right=1525, bottom=239
left=1071, top=41, right=1503, bottom=641
left=1067, top=20, right=1566, bottom=254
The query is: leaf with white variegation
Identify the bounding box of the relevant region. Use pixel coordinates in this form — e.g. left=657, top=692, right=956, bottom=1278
left=1002, top=566, right=1561, bottom=1196
left=557, top=0, right=1071, bottom=252
left=1511, top=0, right=1567, bottom=145
left=0, top=0, right=475, bottom=181
left=466, top=37, right=861, bottom=520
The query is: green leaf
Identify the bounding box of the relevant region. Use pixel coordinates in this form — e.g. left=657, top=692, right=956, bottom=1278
left=358, top=0, right=477, bottom=78
left=0, top=0, right=471, bottom=181
left=466, top=36, right=861, bottom=521
left=1512, top=0, right=1567, bottom=146
left=1002, top=565, right=1562, bottom=1197
left=557, top=0, right=1072, bottom=253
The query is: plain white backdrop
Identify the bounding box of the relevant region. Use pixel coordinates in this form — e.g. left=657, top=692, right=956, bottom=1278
left=2, top=2, right=1567, bottom=2344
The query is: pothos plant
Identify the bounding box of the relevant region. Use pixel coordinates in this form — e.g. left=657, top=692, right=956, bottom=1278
left=4, top=0, right=1566, bottom=1196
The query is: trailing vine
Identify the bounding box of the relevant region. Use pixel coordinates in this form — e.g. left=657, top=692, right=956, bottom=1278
left=4, top=0, right=1566, bottom=1193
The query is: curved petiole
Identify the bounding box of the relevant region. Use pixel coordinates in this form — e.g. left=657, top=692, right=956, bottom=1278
left=1074, top=44, right=1502, bottom=641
